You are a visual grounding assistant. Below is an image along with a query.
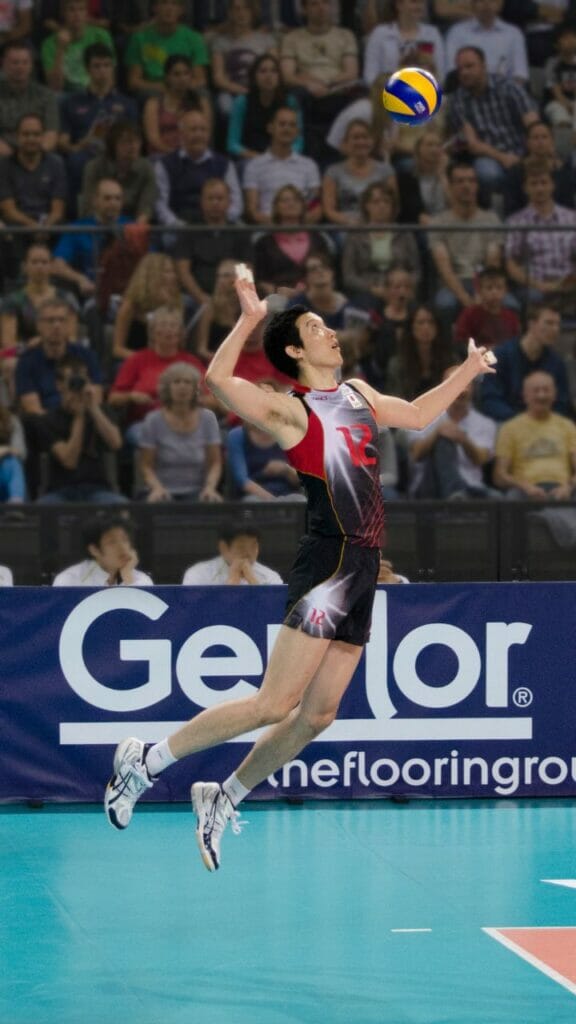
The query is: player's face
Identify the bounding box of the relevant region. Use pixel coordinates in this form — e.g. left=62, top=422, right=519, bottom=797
left=296, top=313, right=342, bottom=369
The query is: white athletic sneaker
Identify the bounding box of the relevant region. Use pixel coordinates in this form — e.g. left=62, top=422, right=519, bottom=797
left=104, top=737, right=154, bottom=830
left=191, top=782, right=243, bottom=871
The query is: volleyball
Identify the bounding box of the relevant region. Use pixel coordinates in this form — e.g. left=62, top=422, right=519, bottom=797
left=382, top=67, right=442, bottom=126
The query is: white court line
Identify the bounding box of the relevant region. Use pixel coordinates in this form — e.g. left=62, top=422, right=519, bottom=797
left=483, top=927, right=576, bottom=997
left=390, top=928, right=432, bottom=933
left=541, top=879, right=576, bottom=890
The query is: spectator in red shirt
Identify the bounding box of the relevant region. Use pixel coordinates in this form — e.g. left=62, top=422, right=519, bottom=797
left=108, top=305, right=205, bottom=441
left=454, top=267, right=521, bottom=355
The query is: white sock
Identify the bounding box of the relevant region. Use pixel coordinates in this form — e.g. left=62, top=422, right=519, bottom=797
left=222, top=772, right=251, bottom=807
left=145, top=738, right=177, bottom=777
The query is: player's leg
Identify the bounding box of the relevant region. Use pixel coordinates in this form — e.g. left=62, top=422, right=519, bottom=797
left=234, top=639, right=363, bottom=790
left=192, top=639, right=363, bottom=870
left=105, top=626, right=330, bottom=830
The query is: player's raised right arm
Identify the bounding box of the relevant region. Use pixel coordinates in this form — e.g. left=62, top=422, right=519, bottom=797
left=205, top=268, right=284, bottom=432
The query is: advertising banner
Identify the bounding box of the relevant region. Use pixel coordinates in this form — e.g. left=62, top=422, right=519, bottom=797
left=1, top=584, right=575, bottom=802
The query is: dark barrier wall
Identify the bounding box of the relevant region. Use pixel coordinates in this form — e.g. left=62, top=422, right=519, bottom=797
left=2, top=583, right=575, bottom=803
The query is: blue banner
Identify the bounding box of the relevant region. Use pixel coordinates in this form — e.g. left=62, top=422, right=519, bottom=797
left=1, top=584, right=575, bottom=802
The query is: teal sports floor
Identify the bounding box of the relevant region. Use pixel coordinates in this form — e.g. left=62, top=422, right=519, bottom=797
left=2, top=799, right=575, bottom=1024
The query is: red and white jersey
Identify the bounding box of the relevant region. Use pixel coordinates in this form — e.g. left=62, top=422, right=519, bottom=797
left=286, top=381, right=385, bottom=548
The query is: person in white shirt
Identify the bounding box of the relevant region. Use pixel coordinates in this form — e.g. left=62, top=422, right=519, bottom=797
left=407, top=366, right=497, bottom=498
left=0, top=564, right=13, bottom=585
left=53, top=514, right=153, bottom=586
left=243, top=106, right=321, bottom=225
left=182, top=524, right=282, bottom=584
left=446, top=0, right=528, bottom=82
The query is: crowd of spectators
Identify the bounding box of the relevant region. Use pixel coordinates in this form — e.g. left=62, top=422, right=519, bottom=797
left=2, top=0, right=576, bottom=572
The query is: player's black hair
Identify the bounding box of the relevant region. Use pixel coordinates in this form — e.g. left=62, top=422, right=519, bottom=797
left=263, top=304, right=308, bottom=380
left=218, top=524, right=261, bottom=544
left=82, top=514, right=134, bottom=551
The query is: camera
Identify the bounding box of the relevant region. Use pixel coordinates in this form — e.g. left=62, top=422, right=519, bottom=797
left=68, top=375, right=87, bottom=392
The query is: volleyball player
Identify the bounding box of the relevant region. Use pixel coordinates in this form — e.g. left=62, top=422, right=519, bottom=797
left=105, top=270, right=496, bottom=870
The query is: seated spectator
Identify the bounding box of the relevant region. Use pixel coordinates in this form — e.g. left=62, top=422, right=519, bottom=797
left=173, top=177, right=250, bottom=307
left=52, top=513, right=153, bottom=585
left=36, top=355, right=126, bottom=505
left=446, top=46, right=538, bottom=201
left=0, top=42, right=59, bottom=156
left=0, top=114, right=67, bottom=268
left=125, top=0, right=208, bottom=97
left=503, top=121, right=574, bottom=216
left=364, top=0, right=446, bottom=86
left=454, top=267, right=520, bottom=354
left=0, top=401, right=27, bottom=502
left=155, top=109, right=243, bottom=226
left=0, top=242, right=79, bottom=348
left=143, top=54, right=211, bottom=158
left=243, top=106, right=321, bottom=225
left=360, top=265, right=419, bottom=389
left=0, top=0, right=32, bottom=44
left=80, top=119, right=157, bottom=222
left=505, top=159, right=576, bottom=315
left=182, top=523, right=283, bottom=584
left=211, top=0, right=277, bottom=116
left=543, top=21, right=576, bottom=127
left=342, top=182, right=420, bottom=309
left=227, top=398, right=304, bottom=501
left=280, top=0, right=361, bottom=162
left=385, top=303, right=455, bottom=399
left=15, top=297, right=102, bottom=415
left=253, top=185, right=334, bottom=296
left=41, top=0, right=115, bottom=93
left=227, top=53, right=302, bottom=161
left=446, top=0, right=528, bottom=82
left=396, top=127, right=450, bottom=225
left=39, top=0, right=110, bottom=33
left=494, top=370, right=576, bottom=499
left=112, top=253, right=184, bottom=361
left=321, top=119, right=396, bottom=228
left=408, top=367, right=497, bottom=498
left=0, top=564, right=14, bottom=585
left=478, top=304, right=573, bottom=422
left=193, top=259, right=241, bottom=363
left=58, top=42, right=136, bottom=200
left=138, top=362, right=222, bottom=502
left=108, top=306, right=205, bottom=433
left=287, top=254, right=354, bottom=331
left=429, top=159, right=502, bottom=319
left=52, top=177, right=145, bottom=303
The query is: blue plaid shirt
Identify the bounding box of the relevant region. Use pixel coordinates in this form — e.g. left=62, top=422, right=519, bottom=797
left=447, top=73, right=536, bottom=156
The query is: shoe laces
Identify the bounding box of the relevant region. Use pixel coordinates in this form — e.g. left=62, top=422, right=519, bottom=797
left=211, top=793, right=246, bottom=837
left=119, top=760, right=153, bottom=798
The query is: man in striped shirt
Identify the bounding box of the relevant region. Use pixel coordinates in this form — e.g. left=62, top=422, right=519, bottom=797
left=505, top=159, right=576, bottom=314
left=447, top=46, right=538, bottom=201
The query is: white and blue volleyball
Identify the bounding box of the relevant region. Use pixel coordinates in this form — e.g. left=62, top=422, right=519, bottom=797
left=382, top=67, right=442, bottom=126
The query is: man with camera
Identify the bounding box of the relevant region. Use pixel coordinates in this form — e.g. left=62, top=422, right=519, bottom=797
left=36, top=354, right=127, bottom=504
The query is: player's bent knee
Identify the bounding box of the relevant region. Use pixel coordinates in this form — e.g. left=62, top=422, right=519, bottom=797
left=253, top=694, right=297, bottom=727
left=301, top=708, right=337, bottom=737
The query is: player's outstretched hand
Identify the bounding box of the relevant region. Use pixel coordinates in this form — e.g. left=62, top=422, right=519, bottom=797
left=467, top=337, right=497, bottom=375
left=235, top=263, right=268, bottom=322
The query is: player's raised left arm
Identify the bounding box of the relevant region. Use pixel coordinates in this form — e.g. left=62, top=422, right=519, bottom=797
left=350, top=340, right=496, bottom=430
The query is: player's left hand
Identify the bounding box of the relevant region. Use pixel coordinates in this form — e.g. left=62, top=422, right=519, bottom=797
left=467, top=337, right=497, bottom=375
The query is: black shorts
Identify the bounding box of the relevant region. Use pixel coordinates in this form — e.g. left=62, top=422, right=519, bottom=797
left=284, top=536, right=380, bottom=647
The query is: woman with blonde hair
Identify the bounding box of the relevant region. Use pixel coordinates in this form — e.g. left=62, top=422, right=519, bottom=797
left=111, top=253, right=184, bottom=362
left=138, top=361, right=222, bottom=502
left=193, top=259, right=241, bottom=363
